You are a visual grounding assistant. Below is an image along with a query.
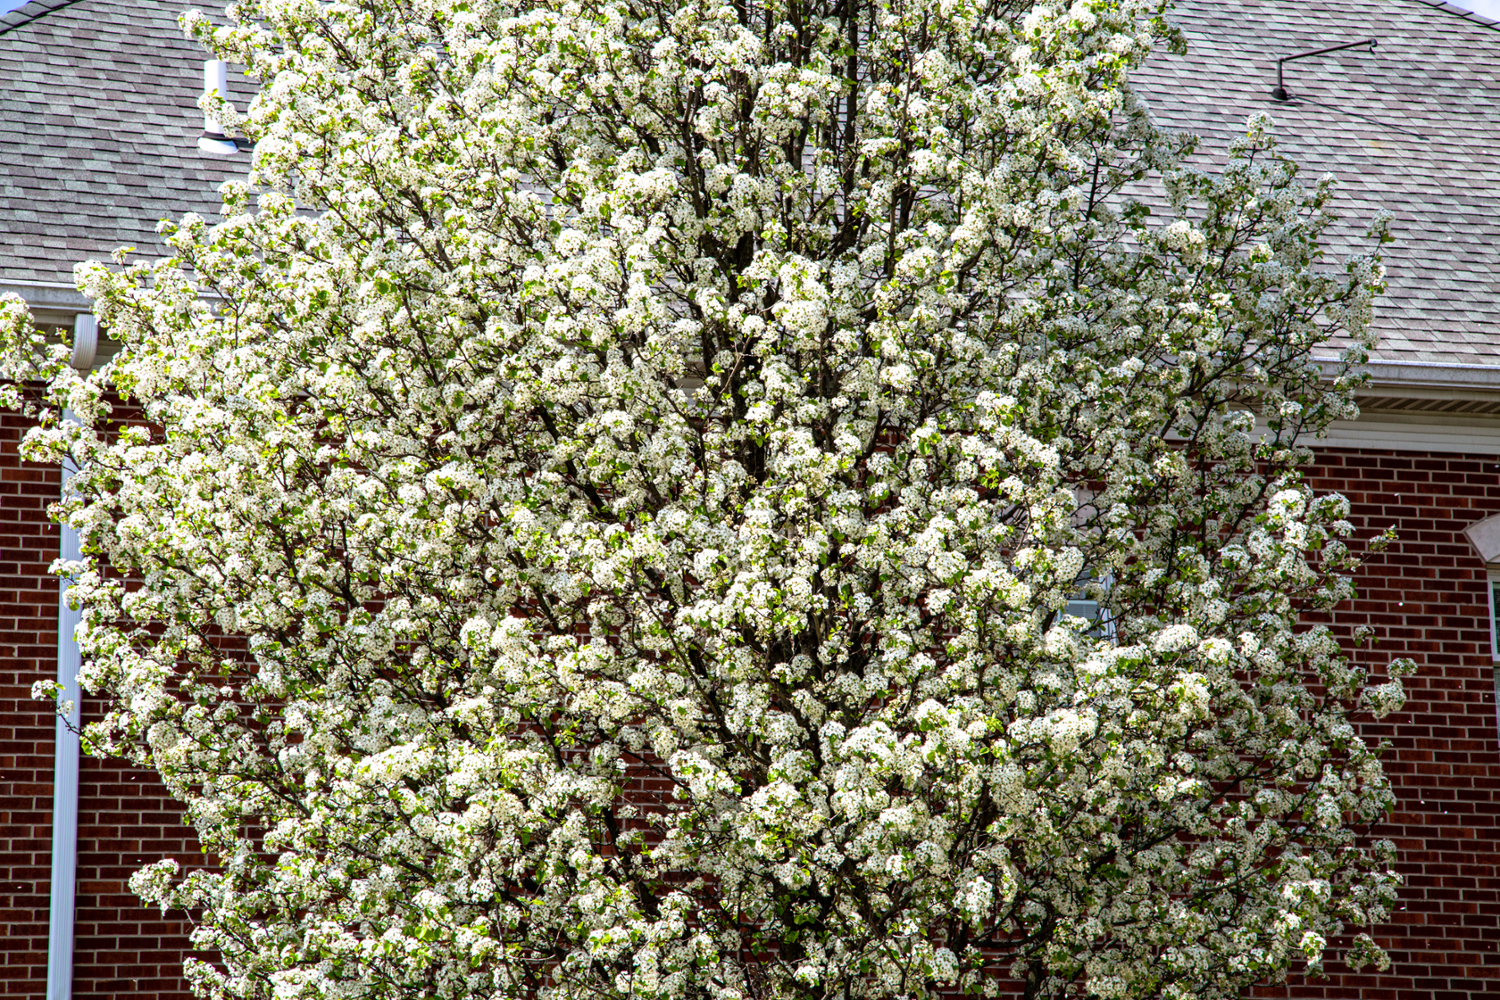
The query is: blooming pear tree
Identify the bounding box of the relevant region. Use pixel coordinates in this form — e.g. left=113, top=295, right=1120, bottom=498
left=0, top=0, right=1405, bottom=997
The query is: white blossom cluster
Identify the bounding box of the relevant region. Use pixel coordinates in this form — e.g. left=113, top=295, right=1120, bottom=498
left=0, top=0, right=1403, bottom=998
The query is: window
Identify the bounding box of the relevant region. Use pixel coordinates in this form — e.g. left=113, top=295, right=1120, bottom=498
left=1067, top=571, right=1117, bottom=642
left=1488, top=570, right=1500, bottom=663
left=1488, top=570, right=1500, bottom=741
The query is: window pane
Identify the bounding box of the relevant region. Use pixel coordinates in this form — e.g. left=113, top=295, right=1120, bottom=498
left=1492, top=580, right=1500, bottom=659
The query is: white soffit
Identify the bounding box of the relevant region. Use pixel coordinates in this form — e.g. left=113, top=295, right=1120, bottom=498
left=1313, top=414, right=1500, bottom=455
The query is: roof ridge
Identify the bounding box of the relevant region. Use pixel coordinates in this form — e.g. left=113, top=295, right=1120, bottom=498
left=1406, top=0, right=1500, bottom=29
left=0, top=0, right=94, bottom=39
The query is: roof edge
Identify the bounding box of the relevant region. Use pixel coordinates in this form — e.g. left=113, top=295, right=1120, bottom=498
left=1318, top=357, right=1500, bottom=392
left=0, top=280, right=91, bottom=312
left=0, top=0, right=94, bottom=39
left=1408, top=0, right=1500, bottom=29
left=1359, top=359, right=1500, bottom=391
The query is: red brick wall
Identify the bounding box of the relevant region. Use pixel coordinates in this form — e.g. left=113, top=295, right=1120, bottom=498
left=72, top=754, right=196, bottom=1000
left=0, top=409, right=196, bottom=1000
left=0, top=408, right=61, bottom=1000
left=1254, top=447, right=1500, bottom=999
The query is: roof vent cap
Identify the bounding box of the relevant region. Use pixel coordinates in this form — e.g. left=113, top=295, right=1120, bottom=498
left=198, top=60, right=250, bottom=155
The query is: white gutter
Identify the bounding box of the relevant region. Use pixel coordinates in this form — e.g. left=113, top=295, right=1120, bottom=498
left=1316, top=356, right=1500, bottom=393
left=47, top=316, right=94, bottom=1000
left=0, top=281, right=92, bottom=314
left=1358, top=359, right=1500, bottom=392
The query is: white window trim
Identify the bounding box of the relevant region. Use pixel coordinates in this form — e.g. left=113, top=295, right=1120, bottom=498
left=1487, top=569, right=1500, bottom=746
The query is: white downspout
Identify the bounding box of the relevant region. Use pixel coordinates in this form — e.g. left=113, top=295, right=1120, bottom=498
left=46, top=471, right=81, bottom=1000
left=48, top=313, right=95, bottom=1000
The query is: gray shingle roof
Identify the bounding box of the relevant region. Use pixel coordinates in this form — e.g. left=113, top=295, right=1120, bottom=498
left=1135, top=0, right=1500, bottom=370
left=4, top=0, right=1499, bottom=375
left=0, top=0, right=244, bottom=290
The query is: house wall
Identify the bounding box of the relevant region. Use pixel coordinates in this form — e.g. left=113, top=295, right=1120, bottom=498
left=0, top=406, right=62, bottom=1000
left=71, top=752, right=197, bottom=1000
left=0, top=408, right=196, bottom=1000
left=4, top=426, right=1500, bottom=998
left=1256, top=447, right=1500, bottom=1000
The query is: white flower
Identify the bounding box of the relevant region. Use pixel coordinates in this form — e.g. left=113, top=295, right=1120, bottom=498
left=1152, top=623, right=1200, bottom=653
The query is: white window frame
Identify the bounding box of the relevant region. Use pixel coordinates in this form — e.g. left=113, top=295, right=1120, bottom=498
left=1067, top=571, right=1117, bottom=642
left=1489, top=570, right=1500, bottom=662
left=1488, top=569, right=1500, bottom=741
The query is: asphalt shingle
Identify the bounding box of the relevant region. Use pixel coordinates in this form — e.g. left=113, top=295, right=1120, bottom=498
left=0, top=0, right=244, bottom=287
left=3, top=0, right=1498, bottom=374
left=1135, top=0, right=1500, bottom=369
